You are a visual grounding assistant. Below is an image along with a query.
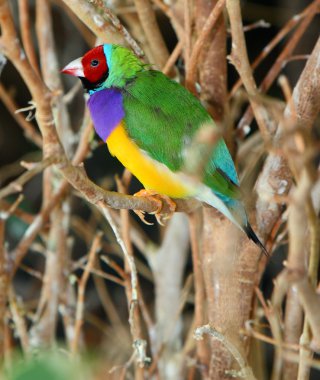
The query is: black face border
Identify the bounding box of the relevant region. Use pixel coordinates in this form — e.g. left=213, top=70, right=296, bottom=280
left=79, top=69, right=109, bottom=93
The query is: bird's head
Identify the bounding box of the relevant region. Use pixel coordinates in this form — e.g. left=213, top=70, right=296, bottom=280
left=62, top=44, right=144, bottom=93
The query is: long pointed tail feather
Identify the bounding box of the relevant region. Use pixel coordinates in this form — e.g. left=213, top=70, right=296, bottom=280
left=195, top=188, right=269, bottom=256
left=244, top=223, right=269, bottom=256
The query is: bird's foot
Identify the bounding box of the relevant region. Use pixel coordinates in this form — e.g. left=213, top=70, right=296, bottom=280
left=133, top=189, right=176, bottom=226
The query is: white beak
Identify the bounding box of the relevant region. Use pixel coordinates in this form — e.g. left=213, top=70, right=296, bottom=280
left=61, top=57, right=84, bottom=77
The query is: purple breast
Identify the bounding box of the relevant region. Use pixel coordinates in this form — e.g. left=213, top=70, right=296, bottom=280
left=87, top=88, right=125, bottom=141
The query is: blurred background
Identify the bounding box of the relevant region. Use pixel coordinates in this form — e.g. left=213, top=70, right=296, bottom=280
left=0, top=0, right=319, bottom=379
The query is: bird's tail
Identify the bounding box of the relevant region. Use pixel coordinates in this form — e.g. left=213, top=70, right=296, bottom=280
left=228, top=201, right=269, bottom=257
left=243, top=223, right=269, bottom=256
left=196, top=188, right=269, bottom=256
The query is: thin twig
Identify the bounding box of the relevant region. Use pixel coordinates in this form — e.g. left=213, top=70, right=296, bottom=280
left=0, top=156, right=57, bottom=199
left=92, top=257, right=125, bottom=326
left=9, top=288, right=30, bottom=354
left=184, top=0, right=192, bottom=72
left=0, top=212, right=8, bottom=361
left=0, top=84, right=42, bottom=147
left=237, top=1, right=319, bottom=131
left=256, top=288, right=283, bottom=380
left=71, top=232, right=102, bottom=355
left=79, top=265, right=125, bottom=287
left=230, top=1, right=320, bottom=98
left=162, top=40, right=183, bottom=75
left=100, top=205, right=138, bottom=300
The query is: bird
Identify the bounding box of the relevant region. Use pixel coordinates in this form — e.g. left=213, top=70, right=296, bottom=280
left=62, top=44, right=268, bottom=255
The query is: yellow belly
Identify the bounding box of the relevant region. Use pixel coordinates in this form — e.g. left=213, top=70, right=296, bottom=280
left=106, top=122, right=193, bottom=198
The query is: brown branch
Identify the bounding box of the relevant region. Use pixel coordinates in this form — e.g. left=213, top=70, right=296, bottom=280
left=9, top=288, right=30, bottom=354
left=297, top=193, right=320, bottom=375
left=244, top=320, right=301, bottom=351
left=201, top=207, right=262, bottom=379
left=256, top=36, right=320, bottom=239
left=133, top=0, right=169, bottom=68
left=148, top=214, right=190, bottom=377
left=194, top=324, right=257, bottom=380
left=255, top=288, right=284, bottom=380
left=55, top=0, right=95, bottom=46
left=63, top=163, right=200, bottom=215
left=116, top=176, right=146, bottom=380
left=36, top=0, right=74, bottom=155
left=0, top=214, right=8, bottom=361
left=241, top=19, right=271, bottom=32
left=0, top=199, right=34, bottom=225
left=0, top=156, right=56, bottom=199
left=100, top=255, right=127, bottom=281
left=0, top=84, right=42, bottom=147
left=283, top=288, right=304, bottom=380
left=28, top=206, right=67, bottom=348
left=99, top=204, right=150, bottom=370
left=237, top=1, right=319, bottom=132
left=10, top=182, right=69, bottom=274
left=297, top=278, right=320, bottom=351
left=61, top=0, right=126, bottom=45
left=18, top=0, right=40, bottom=75
left=79, top=264, right=124, bottom=287
left=189, top=211, right=210, bottom=374
left=0, top=6, right=59, bottom=153
left=194, top=0, right=227, bottom=121
left=185, top=0, right=226, bottom=94
left=103, top=222, right=157, bottom=279
left=184, top=0, right=192, bottom=71
left=92, top=257, right=125, bottom=326
left=89, top=0, right=144, bottom=58
left=71, top=232, right=102, bottom=355
left=230, top=0, right=320, bottom=98
left=162, top=40, right=183, bottom=75
left=270, top=38, right=320, bottom=377
left=71, top=109, right=92, bottom=165
left=226, top=0, right=274, bottom=138
left=100, top=208, right=136, bottom=297
left=151, top=0, right=184, bottom=39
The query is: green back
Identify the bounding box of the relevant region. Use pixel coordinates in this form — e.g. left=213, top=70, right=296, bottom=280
left=121, top=70, right=240, bottom=200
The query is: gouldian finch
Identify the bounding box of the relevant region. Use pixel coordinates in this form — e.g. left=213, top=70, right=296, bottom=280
left=62, top=44, right=267, bottom=255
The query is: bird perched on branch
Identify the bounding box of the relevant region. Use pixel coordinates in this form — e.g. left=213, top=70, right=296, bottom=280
left=62, top=44, right=268, bottom=255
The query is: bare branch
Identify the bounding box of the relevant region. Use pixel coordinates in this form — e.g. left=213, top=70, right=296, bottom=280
left=194, top=324, right=257, bottom=380
left=72, top=232, right=102, bottom=355
left=133, top=0, right=169, bottom=68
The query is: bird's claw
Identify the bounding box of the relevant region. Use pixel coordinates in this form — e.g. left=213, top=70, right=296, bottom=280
left=133, top=209, right=154, bottom=225
left=133, top=189, right=176, bottom=226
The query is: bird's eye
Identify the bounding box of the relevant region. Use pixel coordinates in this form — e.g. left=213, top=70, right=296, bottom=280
left=91, top=59, right=99, bottom=67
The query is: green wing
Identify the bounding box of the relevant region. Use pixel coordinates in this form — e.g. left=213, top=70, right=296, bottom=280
left=121, top=70, right=239, bottom=200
